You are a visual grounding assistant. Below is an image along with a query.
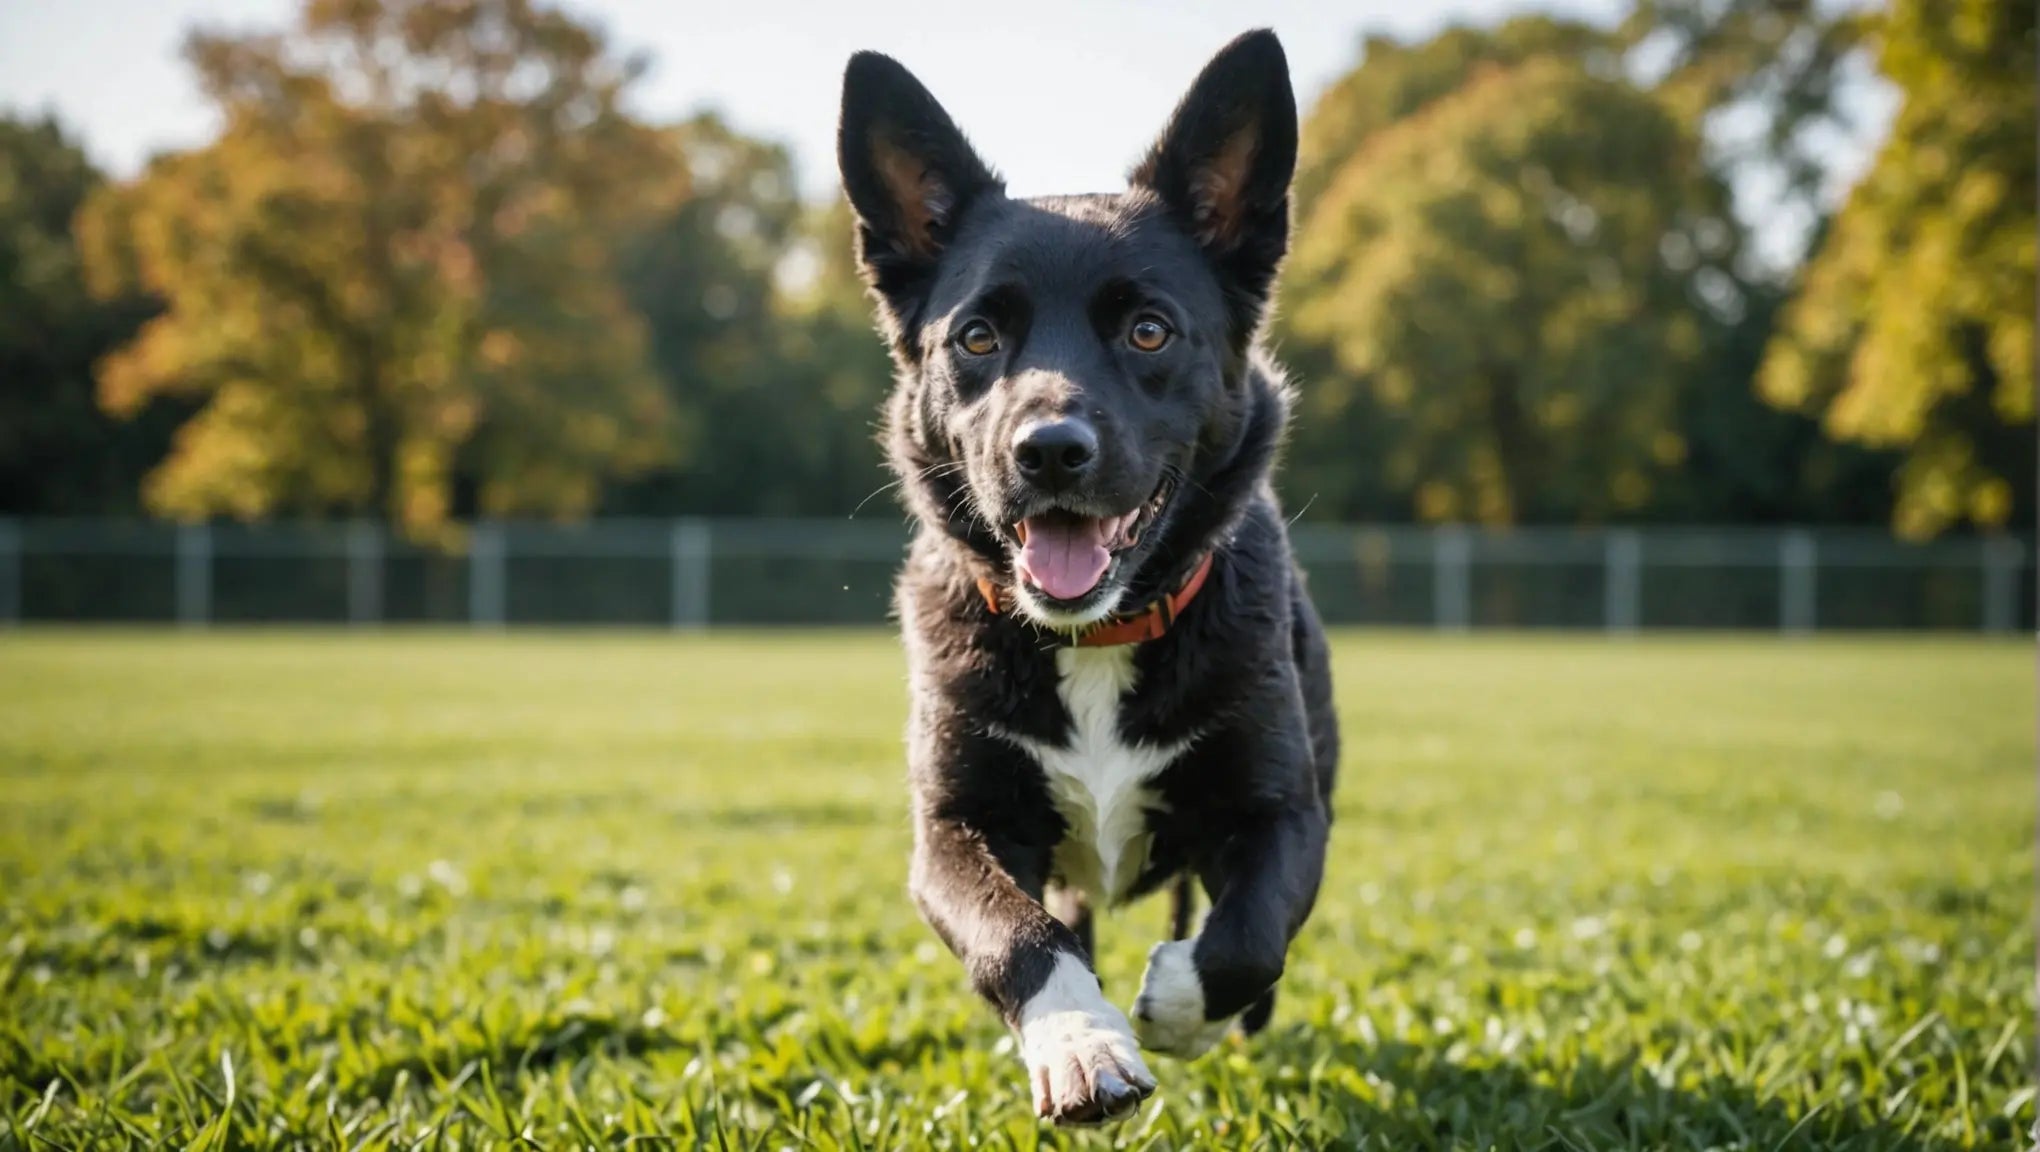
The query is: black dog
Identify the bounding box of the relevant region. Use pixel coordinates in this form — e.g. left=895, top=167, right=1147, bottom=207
left=837, top=29, right=1338, bottom=1126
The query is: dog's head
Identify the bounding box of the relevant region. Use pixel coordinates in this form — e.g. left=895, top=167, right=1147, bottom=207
left=840, top=31, right=1296, bottom=629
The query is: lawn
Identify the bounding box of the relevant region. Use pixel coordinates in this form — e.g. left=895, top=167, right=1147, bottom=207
left=0, top=632, right=2030, bottom=1150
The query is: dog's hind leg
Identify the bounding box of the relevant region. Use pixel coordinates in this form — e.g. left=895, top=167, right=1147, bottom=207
left=1132, top=800, right=1326, bottom=1059
left=1045, top=883, right=1094, bottom=962
left=1167, top=873, right=1196, bottom=941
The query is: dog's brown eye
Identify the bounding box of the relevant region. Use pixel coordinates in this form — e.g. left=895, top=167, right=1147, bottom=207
left=957, top=320, right=1000, bottom=357
left=1128, top=315, right=1172, bottom=352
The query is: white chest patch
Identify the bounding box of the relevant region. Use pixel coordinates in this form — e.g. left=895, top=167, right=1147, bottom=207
left=999, top=646, right=1189, bottom=904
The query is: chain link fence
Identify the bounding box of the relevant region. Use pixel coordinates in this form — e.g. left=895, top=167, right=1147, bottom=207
left=0, top=518, right=2028, bottom=632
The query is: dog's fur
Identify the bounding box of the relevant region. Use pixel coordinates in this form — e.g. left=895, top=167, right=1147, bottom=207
left=838, top=30, right=1337, bottom=1125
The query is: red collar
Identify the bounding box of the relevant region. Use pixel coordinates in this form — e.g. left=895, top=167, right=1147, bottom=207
left=975, top=553, right=1215, bottom=647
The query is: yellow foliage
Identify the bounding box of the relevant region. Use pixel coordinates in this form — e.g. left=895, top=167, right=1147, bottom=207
left=1757, top=0, right=2033, bottom=537
left=75, top=0, right=683, bottom=536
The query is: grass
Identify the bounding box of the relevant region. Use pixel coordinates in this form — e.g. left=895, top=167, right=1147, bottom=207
left=0, top=631, right=2029, bottom=1150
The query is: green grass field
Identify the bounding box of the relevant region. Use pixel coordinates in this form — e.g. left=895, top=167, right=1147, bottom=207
left=0, top=632, right=2030, bottom=1150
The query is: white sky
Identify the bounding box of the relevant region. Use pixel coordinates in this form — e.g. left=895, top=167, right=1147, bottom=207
left=0, top=0, right=1888, bottom=264
left=0, top=0, right=1629, bottom=193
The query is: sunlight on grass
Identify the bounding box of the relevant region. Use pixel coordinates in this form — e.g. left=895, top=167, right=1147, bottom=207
left=0, top=632, right=2030, bottom=1149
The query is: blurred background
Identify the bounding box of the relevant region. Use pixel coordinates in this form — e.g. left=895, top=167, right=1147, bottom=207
left=0, top=0, right=2030, bottom=632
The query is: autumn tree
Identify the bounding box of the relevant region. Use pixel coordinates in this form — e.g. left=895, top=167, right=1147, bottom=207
left=77, top=0, right=682, bottom=534
left=1757, top=0, right=2035, bottom=537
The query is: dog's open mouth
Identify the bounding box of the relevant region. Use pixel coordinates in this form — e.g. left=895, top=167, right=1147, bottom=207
left=1009, top=479, right=1174, bottom=603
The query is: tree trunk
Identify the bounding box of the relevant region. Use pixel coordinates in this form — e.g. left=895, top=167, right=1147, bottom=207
left=362, top=381, right=396, bottom=524
left=1485, top=365, right=1538, bottom=525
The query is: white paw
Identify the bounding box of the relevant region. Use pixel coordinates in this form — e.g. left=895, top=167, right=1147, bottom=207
left=1018, top=954, right=1156, bottom=1125
left=1131, top=939, right=1232, bottom=1058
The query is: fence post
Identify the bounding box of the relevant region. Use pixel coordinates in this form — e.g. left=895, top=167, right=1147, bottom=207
left=1981, top=536, right=2022, bottom=634
left=1434, top=526, right=1471, bottom=633
left=671, top=518, right=711, bottom=630
left=469, top=522, right=506, bottom=628
left=1779, top=530, right=1816, bottom=636
left=1604, top=529, right=1641, bottom=634
left=347, top=520, right=383, bottom=627
left=0, top=518, right=19, bottom=627
left=176, top=522, right=212, bottom=628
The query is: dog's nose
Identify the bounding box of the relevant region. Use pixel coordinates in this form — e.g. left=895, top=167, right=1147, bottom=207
left=1012, top=419, right=1099, bottom=488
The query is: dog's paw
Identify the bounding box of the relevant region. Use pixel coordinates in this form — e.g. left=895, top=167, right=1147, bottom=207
left=1018, top=958, right=1156, bottom=1126
left=1131, top=940, right=1232, bottom=1058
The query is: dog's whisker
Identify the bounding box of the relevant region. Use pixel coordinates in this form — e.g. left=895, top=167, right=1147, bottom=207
left=1286, top=493, right=1317, bottom=525
left=1162, top=463, right=1216, bottom=502
left=850, top=480, right=904, bottom=518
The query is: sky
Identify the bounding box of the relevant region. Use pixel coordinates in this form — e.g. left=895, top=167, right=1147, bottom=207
left=0, top=0, right=1888, bottom=264
left=1, top=0, right=1624, bottom=195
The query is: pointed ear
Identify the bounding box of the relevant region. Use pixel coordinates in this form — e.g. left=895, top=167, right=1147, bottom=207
left=838, top=52, right=1000, bottom=314
left=1131, top=30, right=1297, bottom=325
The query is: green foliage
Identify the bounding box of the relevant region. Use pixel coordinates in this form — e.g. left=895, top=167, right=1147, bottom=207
left=7, top=0, right=2016, bottom=533
left=1654, top=280, right=1903, bottom=524
left=1285, top=53, right=1738, bottom=524
left=0, top=633, right=2030, bottom=1148
left=1293, top=17, right=1617, bottom=216
left=1278, top=9, right=1904, bottom=528
left=1623, top=0, right=1867, bottom=208
left=73, top=0, right=683, bottom=536
left=0, top=115, right=178, bottom=515
left=1757, top=0, right=2035, bottom=538
left=606, top=130, right=893, bottom=518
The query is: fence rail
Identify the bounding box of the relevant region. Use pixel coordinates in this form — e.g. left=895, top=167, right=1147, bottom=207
left=0, top=518, right=2029, bottom=633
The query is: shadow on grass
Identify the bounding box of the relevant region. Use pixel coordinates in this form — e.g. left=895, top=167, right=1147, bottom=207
left=669, top=800, right=893, bottom=831
left=348, top=1013, right=691, bottom=1102
left=16, top=915, right=297, bottom=976
left=341, top=1013, right=976, bottom=1112
left=1252, top=1031, right=1992, bottom=1151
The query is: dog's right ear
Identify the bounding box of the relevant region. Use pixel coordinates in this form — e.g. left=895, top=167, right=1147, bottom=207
left=838, top=52, right=1000, bottom=324
left=1131, top=30, right=1296, bottom=339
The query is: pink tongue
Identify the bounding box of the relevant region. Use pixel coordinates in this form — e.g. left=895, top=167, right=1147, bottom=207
left=1017, top=516, right=1114, bottom=600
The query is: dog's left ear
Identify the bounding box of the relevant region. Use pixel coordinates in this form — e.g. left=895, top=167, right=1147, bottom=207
left=1132, top=29, right=1297, bottom=331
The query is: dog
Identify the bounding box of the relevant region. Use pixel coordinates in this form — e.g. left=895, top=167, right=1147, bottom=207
left=837, top=29, right=1338, bottom=1126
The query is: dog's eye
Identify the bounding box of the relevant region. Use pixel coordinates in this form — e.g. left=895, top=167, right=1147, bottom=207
left=1128, top=315, right=1172, bottom=353
left=956, top=320, right=1000, bottom=357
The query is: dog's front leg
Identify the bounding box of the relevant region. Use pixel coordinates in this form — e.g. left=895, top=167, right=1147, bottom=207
left=1132, top=799, right=1327, bottom=1058
left=911, top=813, right=1156, bottom=1124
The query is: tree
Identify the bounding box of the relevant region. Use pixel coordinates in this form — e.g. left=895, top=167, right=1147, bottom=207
left=1293, top=17, right=1615, bottom=216
left=612, top=116, right=825, bottom=516
left=76, top=0, right=681, bottom=534
left=0, top=115, right=181, bottom=515
left=606, top=170, right=894, bottom=519
left=1757, top=0, right=2035, bottom=537
left=1646, top=273, right=1901, bottom=524
left=1284, top=55, right=1740, bottom=524
left=1624, top=0, right=1867, bottom=223
left=774, top=198, right=900, bottom=515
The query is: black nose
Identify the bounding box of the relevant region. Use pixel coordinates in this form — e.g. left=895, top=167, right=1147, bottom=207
left=1012, top=419, right=1099, bottom=488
